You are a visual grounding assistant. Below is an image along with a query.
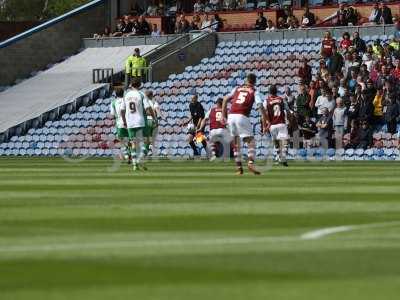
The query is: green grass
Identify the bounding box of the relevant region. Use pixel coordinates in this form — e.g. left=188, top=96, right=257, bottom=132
left=1, top=158, right=400, bottom=300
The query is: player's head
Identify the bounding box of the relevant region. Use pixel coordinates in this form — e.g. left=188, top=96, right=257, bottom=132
left=130, top=78, right=141, bottom=89
left=145, top=90, right=153, bottom=99
left=216, top=97, right=223, bottom=107
left=269, top=84, right=278, bottom=96
left=191, top=94, right=198, bottom=103
left=114, top=87, right=124, bottom=98
left=246, top=73, right=257, bottom=86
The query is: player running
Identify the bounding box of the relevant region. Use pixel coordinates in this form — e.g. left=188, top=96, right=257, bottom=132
left=264, top=85, right=290, bottom=167
left=143, top=90, right=160, bottom=157
left=199, top=98, right=232, bottom=161
left=121, top=78, right=156, bottom=171
left=222, top=73, right=267, bottom=175
left=110, top=88, right=131, bottom=163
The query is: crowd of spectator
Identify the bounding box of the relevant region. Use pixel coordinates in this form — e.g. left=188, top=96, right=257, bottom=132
left=252, top=2, right=395, bottom=32
left=291, top=28, right=400, bottom=150
left=93, top=1, right=397, bottom=38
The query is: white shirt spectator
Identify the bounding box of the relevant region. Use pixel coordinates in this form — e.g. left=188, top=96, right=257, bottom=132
left=147, top=5, right=158, bottom=16
left=315, top=95, right=335, bottom=115
left=151, top=29, right=161, bottom=36
left=194, top=1, right=204, bottom=13
left=333, top=107, right=347, bottom=126
left=201, top=18, right=212, bottom=31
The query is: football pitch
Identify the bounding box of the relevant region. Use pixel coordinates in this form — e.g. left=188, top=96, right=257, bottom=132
left=1, top=158, right=400, bottom=299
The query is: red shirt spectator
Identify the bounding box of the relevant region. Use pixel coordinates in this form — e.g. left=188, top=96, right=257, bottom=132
left=321, top=31, right=336, bottom=58
left=339, top=32, right=352, bottom=51
left=391, top=61, right=400, bottom=81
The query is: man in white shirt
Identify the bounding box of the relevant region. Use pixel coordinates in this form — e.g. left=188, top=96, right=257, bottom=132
left=110, top=88, right=130, bottom=162
left=315, top=88, right=332, bottom=118
left=121, top=78, right=152, bottom=171
left=143, top=90, right=161, bottom=157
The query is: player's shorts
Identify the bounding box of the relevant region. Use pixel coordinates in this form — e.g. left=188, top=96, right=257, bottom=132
left=127, top=127, right=143, bottom=139
left=143, top=119, right=156, bottom=138
left=209, top=128, right=232, bottom=144
left=227, top=114, right=253, bottom=138
left=270, top=124, right=289, bottom=141
left=116, top=128, right=128, bottom=139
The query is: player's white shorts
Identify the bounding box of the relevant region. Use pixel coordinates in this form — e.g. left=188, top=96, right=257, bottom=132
left=227, top=114, right=253, bottom=138
left=270, top=124, right=289, bottom=141
left=209, top=128, right=232, bottom=144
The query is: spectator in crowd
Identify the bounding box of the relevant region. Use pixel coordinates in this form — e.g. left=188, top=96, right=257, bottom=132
left=317, top=108, right=332, bottom=149
left=339, top=32, right=352, bottom=52
left=112, top=19, right=125, bottom=37
left=94, top=26, right=111, bottom=39
left=298, top=58, right=312, bottom=86
left=276, top=17, right=287, bottom=30
left=151, top=24, right=161, bottom=36
left=283, top=86, right=295, bottom=110
left=201, top=13, right=212, bottom=30
left=321, top=31, right=336, bottom=59
left=213, top=14, right=224, bottom=32
left=358, top=90, right=374, bottom=123
left=336, top=3, right=348, bottom=26
left=383, top=95, right=399, bottom=134
left=194, top=0, right=204, bottom=13
left=209, top=0, right=221, bottom=11
left=328, top=44, right=344, bottom=75
left=191, top=14, right=202, bottom=30
left=358, top=119, right=373, bottom=149
left=394, top=21, right=400, bottom=41
left=147, top=1, right=158, bottom=16
left=265, top=19, right=275, bottom=31
left=352, top=31, right=366, bottom=54
left=296, top=84, right=311, bottom=123
left=333, top=98, right=347, bottom=149
left=176, top=14, right=191, bottom=33
left=300, top=115, right=317, bottom=149
left=379, top=1, right=393, bottom=25
left=137, top=16, right=151, bottom=35
left=368, top=2, right=380, bottom=24
left=125, top=48, right=147, bottom=89
left=255, top=12, right=267, bottom=30
left=301, top=6, right=316, bottom=28
left=372, top=87, right=384, bottom=128
left=315, top=88, right=330, bottom=118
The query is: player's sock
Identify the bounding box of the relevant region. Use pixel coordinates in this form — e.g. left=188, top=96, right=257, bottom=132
left=201, top=140, right=207, bottom=153
left=189, top=141, right=198, bottom=156
left=211, top=143, right=217, bottom=157
left=280, top=140, right=288, bottom=166
left=247, top=140, right=260, bottom=175
left=233, top=145, right=243, bottom=174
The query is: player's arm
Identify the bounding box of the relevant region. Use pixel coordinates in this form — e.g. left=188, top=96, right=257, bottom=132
left=255, top=92, right=268, bottom=133
left=222, top=87, right=236, bottom=119
left=109, top=102, right=115, bottom=118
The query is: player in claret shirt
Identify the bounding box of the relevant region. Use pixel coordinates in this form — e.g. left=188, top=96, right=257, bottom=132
left=264, top=85, right=290, bottom=167
left=222, top=73, right=267, bottom=175
left=199, top=98, right=232, bottom=161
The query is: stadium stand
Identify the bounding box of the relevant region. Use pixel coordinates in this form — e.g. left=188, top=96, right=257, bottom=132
left=1, top=30, right=399, bottom=160
left=0, top=45, right=157, bottom=138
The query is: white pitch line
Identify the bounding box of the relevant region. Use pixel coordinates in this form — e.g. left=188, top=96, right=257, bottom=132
left=301, top=221, right=400, bottom=240
left=0, top=236, right=296, bottom=254
left=1, top=221, right=399, bottom=254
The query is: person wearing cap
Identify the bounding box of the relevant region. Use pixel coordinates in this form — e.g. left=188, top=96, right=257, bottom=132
left=125, top=48, right=147, bottom=89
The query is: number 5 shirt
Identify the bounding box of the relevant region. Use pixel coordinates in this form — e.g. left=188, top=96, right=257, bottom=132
left=122, top=89, right=150, bottom=129
left=227, top=85, right=263, bottom=117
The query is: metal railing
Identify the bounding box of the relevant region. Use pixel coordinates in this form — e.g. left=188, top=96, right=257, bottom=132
left=92, top=68, right=114, bottom=84
left=216, top=24, right=395, bottom=42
